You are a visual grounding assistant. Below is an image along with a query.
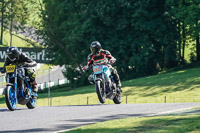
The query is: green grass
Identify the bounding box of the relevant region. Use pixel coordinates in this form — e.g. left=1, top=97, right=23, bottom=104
left=0, top=30, right=31, bottom=47
left=65, top=113, right=200, bottom=133
left=1, top=65, right=200, bottom=107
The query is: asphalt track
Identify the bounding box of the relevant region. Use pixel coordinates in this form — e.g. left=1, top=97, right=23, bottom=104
left=0, top=103, right=200, bottom=133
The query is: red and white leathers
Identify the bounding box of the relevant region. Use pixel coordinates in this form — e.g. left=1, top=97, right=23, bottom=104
left=85, top=49, right=121, bottom=87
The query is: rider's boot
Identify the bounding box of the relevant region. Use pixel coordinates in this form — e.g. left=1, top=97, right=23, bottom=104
left=33, top=80, right=38, bottom=92
left=112, top=70, right=122, bottom=87
left=30, top=80, right=38, bottom=99
left=30, top=80, right=38, bottom=93
left=115, top=80, right=122, bottom=94
left=116, top=79, right=122, bottom=87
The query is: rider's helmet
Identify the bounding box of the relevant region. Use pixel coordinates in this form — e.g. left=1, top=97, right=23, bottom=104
left=6, top=47, right=20, bottom=62
left=90, top=41, right=102, bottom=55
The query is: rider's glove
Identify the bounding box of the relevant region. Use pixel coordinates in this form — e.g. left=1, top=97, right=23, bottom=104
left=23, top=62, right=30, bottom=67
left=0, top=67, right=5, bottom=73
left=83, top=66, right=90, bottom=72
left=109, top=58, right=116, bottom=64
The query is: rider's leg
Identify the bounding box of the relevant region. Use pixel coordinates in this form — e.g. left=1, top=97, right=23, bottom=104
left=26, top=69, right=38, bottom=92
left=110, top=67, right=121, bottom=87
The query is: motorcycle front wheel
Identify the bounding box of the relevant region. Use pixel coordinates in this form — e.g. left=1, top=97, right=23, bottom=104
left=96, top=80, right=106, bottom=103
left=5, top=86, right=17, bottom=111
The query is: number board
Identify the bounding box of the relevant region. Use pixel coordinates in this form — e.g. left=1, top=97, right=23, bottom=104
left=6, top=65, right=16, bottom=73
left=94, top=66, right=103, bottom=73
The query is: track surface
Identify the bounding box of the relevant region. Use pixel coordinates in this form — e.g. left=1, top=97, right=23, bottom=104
left=0, top=103, right=200, bottom=133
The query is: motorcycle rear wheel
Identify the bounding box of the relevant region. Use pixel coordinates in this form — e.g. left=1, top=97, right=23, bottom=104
left=26, top=96, right=37, bottom=109
left=96, top=80, right=106, bottom=103
left=113, top=88, right=122, bottom=104
left=5, top=86, right=17, bottom=111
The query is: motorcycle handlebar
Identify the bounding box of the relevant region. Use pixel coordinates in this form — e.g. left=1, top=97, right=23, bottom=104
left=83, top=62, right=112, bottom=72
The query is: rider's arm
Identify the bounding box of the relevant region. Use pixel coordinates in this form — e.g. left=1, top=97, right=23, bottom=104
left=21, top=53, right=37, bottom=67
left=105, top=50, right=116, bottom=63
left=87, top=54, right=94, bottom=67
left=83, top=54, right=94, bottom=71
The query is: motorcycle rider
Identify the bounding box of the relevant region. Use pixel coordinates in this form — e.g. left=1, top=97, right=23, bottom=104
left=84, top=41, right=122, bottom=88
left=1, top=46, right=38, bottom=93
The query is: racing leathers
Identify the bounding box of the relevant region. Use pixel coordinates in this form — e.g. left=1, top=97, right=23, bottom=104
left=86, top=49, right=121, bottom=87
left=2, top=52, right=38, bottom=92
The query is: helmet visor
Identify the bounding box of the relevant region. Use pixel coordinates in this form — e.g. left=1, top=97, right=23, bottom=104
left=90, top=47, right=98, bottom=54
left=7, top=52, right=18, bottom=61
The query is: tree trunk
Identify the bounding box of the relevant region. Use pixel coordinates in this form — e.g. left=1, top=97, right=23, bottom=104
left=178, top=22, right=181, bottom=62
left=197, top=35, right=200, bottom=61
left=196, top=20, right=200, bottom=61
left=182, top=22, right=186, bottom=62
left=0, top=0, right=4, bottom=45
left=9, top=0, right=14, bottom=47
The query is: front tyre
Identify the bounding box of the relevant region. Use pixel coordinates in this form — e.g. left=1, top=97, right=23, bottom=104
left=96, top=80, right=106, bottom=103
left=5, top=86, right=17, bottom=111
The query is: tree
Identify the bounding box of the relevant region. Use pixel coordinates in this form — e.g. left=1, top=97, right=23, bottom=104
left=0, top=0, right=30, bottom=46
left=0, top=0, right=11, bottom=45
left=39, top=0, right=189, bottom=85
left=166, top=0, right=200, bottom=62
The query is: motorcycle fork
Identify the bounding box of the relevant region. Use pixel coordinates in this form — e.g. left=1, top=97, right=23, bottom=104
left=6, top=72, right=17, bottom=99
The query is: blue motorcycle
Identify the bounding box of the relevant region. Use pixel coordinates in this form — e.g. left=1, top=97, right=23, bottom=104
left=92, top=64, right=122, bottom=104
left=0, top=65, right=37, bottom=111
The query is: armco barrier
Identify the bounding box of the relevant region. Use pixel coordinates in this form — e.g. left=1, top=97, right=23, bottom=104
left=38, top=78, right=69, bottom=90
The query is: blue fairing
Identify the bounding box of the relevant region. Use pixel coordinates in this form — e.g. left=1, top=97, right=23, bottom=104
left=93, top=65, right=111, bottom=82
left=103, top=66, right=111, bottom=81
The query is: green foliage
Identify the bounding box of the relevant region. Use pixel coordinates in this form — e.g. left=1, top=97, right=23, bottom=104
left=0, top=0, right=39, bottom=46
left=39, top=0, right=200, bottom=85
left=166, top=0, right=200, bottom=62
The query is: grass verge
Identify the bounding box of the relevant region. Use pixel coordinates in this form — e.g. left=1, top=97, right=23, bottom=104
left=1, top=65, right=200, bottom=107
left=65, top=113, right=200, bottom=133
left=37, top=66, right=200, bottom=106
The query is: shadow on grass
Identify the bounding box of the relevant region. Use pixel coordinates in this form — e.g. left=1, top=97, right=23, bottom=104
left=20, top=67, right=200, bottom=101
left=124, top=67, right=200, bottom=87
left=66, top=114, right=200, bottom=133
left=129, top=114, right=200, bottom=133
left=124, top=84, right=200, bottom=97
